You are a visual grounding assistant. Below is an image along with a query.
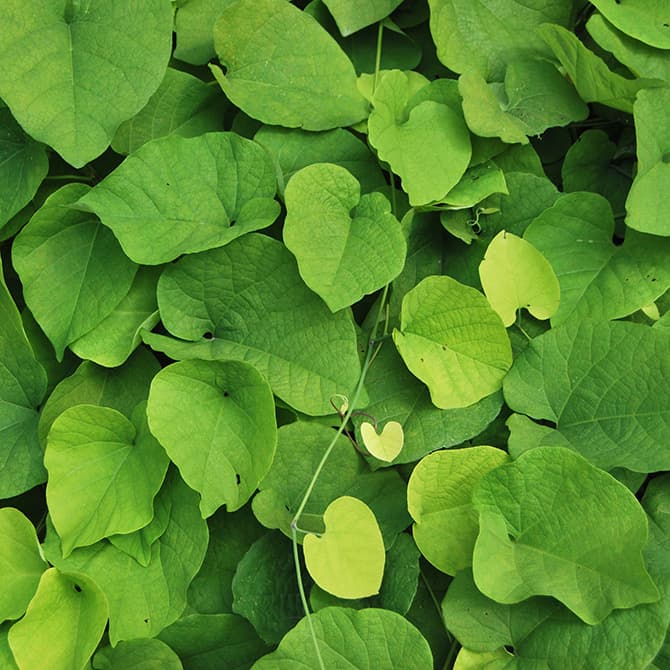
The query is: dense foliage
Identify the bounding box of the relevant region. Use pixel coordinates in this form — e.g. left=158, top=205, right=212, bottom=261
left=1, top=1, right=670, bottom=668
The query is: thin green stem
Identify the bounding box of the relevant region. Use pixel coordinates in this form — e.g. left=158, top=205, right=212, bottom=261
left=420, top=571, right=450, bottom=636
left=443, top=637, right=461, bottom=670
left=45, top=174, right=94, bottom=182
left=373, top=21, right=384, bottom=95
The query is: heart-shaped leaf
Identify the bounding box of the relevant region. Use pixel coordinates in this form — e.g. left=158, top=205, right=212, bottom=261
left=303, top=496, right=385, bottom=599
left=360, top=421, right=404, bottom=462
left=284, top=163, right=406, bottom=312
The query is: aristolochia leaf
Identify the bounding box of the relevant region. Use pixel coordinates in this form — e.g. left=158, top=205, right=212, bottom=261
left=472, top=447, right=659, bottom=624
left=45, top=403, right=169, bottom=556
left=393, top=276, right=512, bottom=409
left=322, top=0, right=404, bottom=36
left=92, top=638, right=183, bottom=670
left=147, top=360, right=277, bottom=517
left=0, top=0, right=173, bottom=167
left=360, top=421, right=404, bottom=462
left=284, top=163, right=406, bottom=311
left=588, top=0, right=670, bottom=49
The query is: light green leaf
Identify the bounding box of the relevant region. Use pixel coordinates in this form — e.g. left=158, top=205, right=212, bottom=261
left=304, top=496, right=385, bottom=599
left=626, top=88, right=670, bottom=235
left=368, top=70, right=471, bottom=205
left=251, top=606, right=433, bottom=669
left=174, top=0, right=236, bottom=65
left=0, top=0, right=172, bottom=167
left=506, top=413, right=569, bottom=458
left=151, top=233, right=361, bottom=416
left=393, top=276, right=512, bottom=409
left=524, top=192, right=670, bottom=325
left=537, top=23, right=663, bottom=113
left=92, top=639, right=182, bottom=670
left=453, top=648, right=511, bottom=669
left=589, top=0, right=670, bottom=48
left=232, top=532, right=303, bottom=644
left=78, top=132, right=280, bottom=265
left=211, top=0, right=368, bottom=130
left=284, top=163, right=406, bottom=311
left=8, top=569, right=108, bottom=670
left=322, top=0, right=404, bottom=35
left=43, top=468, right=209, bottom=644
left=0, top=106, right=48, bottom=230
left=0, top=624, right=18, bottom=670
left=0, top=508, right=47, bottom=622
left=12, top=184, right=138, bottom=360
left=428, top=0, right=573, bottom=81
left=408, top=446, right=509, bottom=575
left=479, top=230, right=560, bottom=327
left=147, top=359, right=276, bottom=516
left=45, top=403, right=169, bottom=556
left=439, top=162, right=508, bottom=210
left=0, top=257, right=47, bottom=498
left=112, top=68, right=225, bottom=155
left=70, top=267, right=161, bottom=368
left=360, top=421, right=404, bottom=462
left=473, top=447, right=659, bottom=624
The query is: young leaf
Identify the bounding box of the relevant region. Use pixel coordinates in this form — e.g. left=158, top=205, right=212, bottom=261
left=472, top=447, right=660, bottom=624
left=284, top=163, right=406, bottom=311
left=8, top=569, right=108, bottom=670
left=479, top=230, right=560, bottom=327
left=360, top=421, right=404, bottom=462
left=147, top=359, right=277, bottom=517
left=393, top=276, right=513, bottom=409
left=0, top=0, right=173, bottom=167
left=211, top=0, right=368, bottom=130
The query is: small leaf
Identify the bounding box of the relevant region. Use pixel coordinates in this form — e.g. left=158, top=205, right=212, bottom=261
left=360, top=421, right=404, bottom=462
left=92, top=638, right=183, bottom=670
left=303, top=496, right=385, bottom=599
left=322, top=0, right=404, bottom=35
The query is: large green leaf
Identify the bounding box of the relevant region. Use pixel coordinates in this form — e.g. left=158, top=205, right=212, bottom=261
left=368, top=71, right=471, bottom=206
left=0, top=508, right=47, bottom=622
left=589, top=0, right=670, bottom=48
left=322, top=0, right=404, bottom=35
left=12, top=184, right=138, bottom=360
left=428, top=0, right=573, bottom=81
left=408, top=446, right=509, bottom=575
left=472, top=447, right=659, bottom=624
left=0, top=0, right=172, bottom=167
left=174, top=0, right=237, bottom=65
left=251, top=607, right=433, bottom=669
left=149, top=233, right=361, bottom=415
left=0, top=257, right=47, bottom=498
left=284, top=163, right=406, bottom=311
left=8, top=568, right=108, bottom=670
left=45, top=403, right=169, bottom=556
left=504, top=319, right=670, bottom=472
left=78, top=133, right=280, bottom=265
left=211, top=0, right=368, bottom=130
left=93, top=639, right=183, bottom=670
left=147, top=359, right=277, bottom=516
left=525, top=192, right=670, bottom=325
left=44, top=468, right=209, bottom=644
left=393, top=276, right=512, bottom=409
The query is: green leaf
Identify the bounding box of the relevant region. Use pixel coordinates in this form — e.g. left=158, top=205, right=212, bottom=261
left=428, top=0, right=573, bottom=81
left=148, top=359, right=277, bottom=516
left=537, top=23, right=663, bottom=113
left=360, top=421, right=404, bottom=462
left=254, top=606, right=433, bottom=669
left=43, top=468, right=209, bottom=644
left=378, top=533, right=421, bottom=615
left=407, top=446, right=509, bottom=575
left=0, top=0, right=173, bottom=167
left=150, top=233, right=361, bottom=415
left=0, top=508, right=47, bottom=622
left=0, top=257, right=47, bottom=498
left=284, top=163, right=406, bottom=311
left=0, top=624, right=18, bottom=670
left=69, top=267, right=161, bottom=368
left=504, top=319, right=670, bottom=472
left=626, top=88, right=670, bottom=235
left=304, top=496, right=385, bottom=599
left=45, top=403, right=169, bottom=556
left=8, top=568, right=108, bottom=670
left=368, top=71, right=471, bottom=206
left=479, top=230, right=560, bottom=327
left=393, top=276, right=512, bottom=409
left=78, top=133, right=280, bottom=265
left=472, top=447, right=659, bottom=624
left=0, top=106, right=48, bottom=230
left=439, top=162, right=509, bottom=210
left=589, top=0, right=670, bottom=49
left=111, top=68, right=225, bottom=155
left=12, top=184, right=138, bottom=360
left=211, top=0, right=368, bottom=130
left=92, top=639, right=183, bottom=670
left=232, top=532, right=304, bottom=643
left=322, top=0, right=404, bottom=35
left=174, top=0, right=237, bottom=65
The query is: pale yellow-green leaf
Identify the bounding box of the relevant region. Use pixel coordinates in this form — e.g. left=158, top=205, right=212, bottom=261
left=360, top=421, right=404, bottom=462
